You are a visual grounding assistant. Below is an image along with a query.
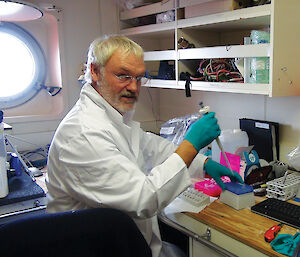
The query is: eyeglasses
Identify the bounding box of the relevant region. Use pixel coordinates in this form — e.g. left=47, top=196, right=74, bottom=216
left=114, top=74, right=149, bottom=85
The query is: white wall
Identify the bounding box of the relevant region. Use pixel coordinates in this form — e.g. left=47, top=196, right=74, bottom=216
left=158, top=89, right=300, bottom=162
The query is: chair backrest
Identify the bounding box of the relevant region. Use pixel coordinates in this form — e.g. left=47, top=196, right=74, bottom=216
left=0, top=208, right=152, bottom=257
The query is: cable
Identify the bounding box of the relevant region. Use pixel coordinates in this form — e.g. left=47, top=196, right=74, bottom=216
left=191, top=58, right=243, bottom=82
left=5, top=135, right=49, bottom=168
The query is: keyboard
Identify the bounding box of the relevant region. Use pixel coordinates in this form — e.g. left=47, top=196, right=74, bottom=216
left=178, top=187, right=210, bottom=207
left=251, top=198, right=300, bottom=229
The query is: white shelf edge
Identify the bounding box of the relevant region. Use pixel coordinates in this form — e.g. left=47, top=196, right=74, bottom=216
left=144, top=80, right=270, bottom=95
left=143, top=79, right=179, bottom=89
left=178, top=81, right=270, bottom=95
left=144, top=50, right=176, bottom=61
left=120, top=21, right=176, bottom=36
left=179, top=44, right=270, bottom=59
left=177, top=5, right=271, bottom=29
left=120, top=0, right=175, bottom=20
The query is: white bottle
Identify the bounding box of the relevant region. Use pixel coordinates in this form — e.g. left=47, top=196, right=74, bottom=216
left=0, top=110, right=8, bottom=198
left=211, top=129, right=249, bottom=163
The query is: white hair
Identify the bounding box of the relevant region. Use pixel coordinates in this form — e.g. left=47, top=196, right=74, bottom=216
left=84, top=35, right=144, bottom=83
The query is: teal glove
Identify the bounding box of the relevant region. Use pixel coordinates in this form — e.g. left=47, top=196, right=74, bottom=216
left=204, top=159, right=244, bottom=190
left=184, top=112, right=220, bottom=152
left=271, top=233, right=300, bottom=256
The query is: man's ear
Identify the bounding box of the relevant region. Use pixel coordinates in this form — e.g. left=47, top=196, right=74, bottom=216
left=90, top=63, right=101, bottom=83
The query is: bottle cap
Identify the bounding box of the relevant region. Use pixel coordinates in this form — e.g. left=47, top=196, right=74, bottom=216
left=0, top=111, right=3, bottom=123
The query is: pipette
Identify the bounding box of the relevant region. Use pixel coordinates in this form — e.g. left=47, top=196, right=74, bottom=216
left=199, top=102, right=234, bottom=176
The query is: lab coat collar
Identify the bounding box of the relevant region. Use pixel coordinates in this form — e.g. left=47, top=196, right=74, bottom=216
left=81, top=83, right=141, bottom=158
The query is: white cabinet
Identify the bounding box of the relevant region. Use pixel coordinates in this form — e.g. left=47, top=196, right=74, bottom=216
left=165, top=212, right=269, bottom=257
left=119, top=0, right=300, bottom=97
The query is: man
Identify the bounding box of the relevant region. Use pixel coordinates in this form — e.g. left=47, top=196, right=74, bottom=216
left=46, top=35, right=243, bottom=257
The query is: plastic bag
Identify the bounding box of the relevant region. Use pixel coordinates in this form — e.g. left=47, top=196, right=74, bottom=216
left=160, top=113, right=200, bottom=146
left=156, top=10, right=175, bottom=23
left=287, top=146, right=300, bottom=171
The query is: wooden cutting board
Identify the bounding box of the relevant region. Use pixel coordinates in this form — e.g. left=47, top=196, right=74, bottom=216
left=186, top=199, right=299, bottom=257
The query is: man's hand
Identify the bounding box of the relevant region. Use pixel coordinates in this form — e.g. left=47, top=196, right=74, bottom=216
left=204, top=159, right=244, bottom=190
left=184, top=112, right=220, bottom=152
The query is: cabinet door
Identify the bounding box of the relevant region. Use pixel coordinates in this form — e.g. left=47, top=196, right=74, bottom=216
left=270, top=0, right=300, bottom=96
left=190, top=238, right=224, bottom=257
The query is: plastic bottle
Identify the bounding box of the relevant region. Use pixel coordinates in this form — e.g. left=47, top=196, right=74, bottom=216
left=0, top=110, right=8, bottom=198
left=249, top=30, right=270, bottom=84
left=211, top=129, right=249, bottom=163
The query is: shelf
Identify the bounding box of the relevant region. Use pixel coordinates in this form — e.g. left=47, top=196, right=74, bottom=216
left=144, top=79, right=179, bottom=89
left=144, top=50, right=176, bottom=61
left=119, top=0, right=300, bottom=97
left=178, top=5, right=271, bottom=30
left=178, top=81, right=270, bottom=95
left=143, top=79, right=270, bottom=95
left=120, top=0, right=175, bottom=20
left=178, top=44, right=270, bottom=59
left=120, top=21, right=176, bottom=37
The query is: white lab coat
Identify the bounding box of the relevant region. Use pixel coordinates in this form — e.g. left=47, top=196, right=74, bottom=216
left=46, top=83, right=207, bottom=257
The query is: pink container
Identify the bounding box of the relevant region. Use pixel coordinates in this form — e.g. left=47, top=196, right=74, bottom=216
left=195, top=177, right=231, bottom=197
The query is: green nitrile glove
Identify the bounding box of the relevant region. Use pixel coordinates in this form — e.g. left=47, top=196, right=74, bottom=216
left=184, top=112, right=220, bottom=152
left=204, top=159, right=244, bottom=190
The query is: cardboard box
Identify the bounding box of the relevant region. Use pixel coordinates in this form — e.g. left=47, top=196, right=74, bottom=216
left=184, top=0, right=233, bottom=18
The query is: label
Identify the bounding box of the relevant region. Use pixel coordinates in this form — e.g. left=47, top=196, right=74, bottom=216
left=255, top=122, right=269, bottom=129
left=160, top=127, right=175, bottom=135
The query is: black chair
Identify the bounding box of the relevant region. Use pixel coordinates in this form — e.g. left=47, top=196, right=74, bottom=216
left=0, top=208, right=152, bottom=257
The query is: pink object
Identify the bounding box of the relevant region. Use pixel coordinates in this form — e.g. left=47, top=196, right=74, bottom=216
left=195, top=177, right=231, bottom=197
left=196, top=153, right=243, bottom=197
left=220, top=152, right=241, bottom=175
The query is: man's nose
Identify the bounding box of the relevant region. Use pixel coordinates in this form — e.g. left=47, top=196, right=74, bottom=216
left=127, top=78, right=140, bottom=92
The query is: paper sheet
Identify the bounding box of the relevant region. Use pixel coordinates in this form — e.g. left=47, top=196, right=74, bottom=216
left=163, top=196, right=217, bottom=215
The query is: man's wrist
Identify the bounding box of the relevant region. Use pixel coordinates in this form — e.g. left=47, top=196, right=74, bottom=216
left=175, top=140, right=198, bottom=168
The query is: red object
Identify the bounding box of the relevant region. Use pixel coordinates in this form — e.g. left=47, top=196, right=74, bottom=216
left=264, top=223, right=283, bottom=243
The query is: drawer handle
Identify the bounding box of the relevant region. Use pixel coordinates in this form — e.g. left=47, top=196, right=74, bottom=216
left=200, top=227, right=211, bottom=241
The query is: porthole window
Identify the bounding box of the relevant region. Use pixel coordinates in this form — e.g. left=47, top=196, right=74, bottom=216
left=0, top=22, right=46, bottom=109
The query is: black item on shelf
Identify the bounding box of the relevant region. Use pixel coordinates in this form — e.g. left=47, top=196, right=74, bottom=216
left=157, top=60, right=175, bottom=80
left=240, top=118, right=279, bottom=162
left=184, top=73, right=191, bottom=97
left=179, top=72, right=192, bottom=97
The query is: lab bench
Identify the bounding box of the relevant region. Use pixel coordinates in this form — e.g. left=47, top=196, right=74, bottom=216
left=0, top=170, right=47, bottom=225
left=161, top=198, right=299, bottom=257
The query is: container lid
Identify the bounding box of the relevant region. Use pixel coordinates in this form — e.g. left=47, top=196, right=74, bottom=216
left=225, top=182, right=253, bottom=195
left=0, top=111, right=3, bottom=123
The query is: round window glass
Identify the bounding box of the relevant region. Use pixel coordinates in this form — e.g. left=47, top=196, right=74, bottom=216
left=0, top=22, right=46, bottom=108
